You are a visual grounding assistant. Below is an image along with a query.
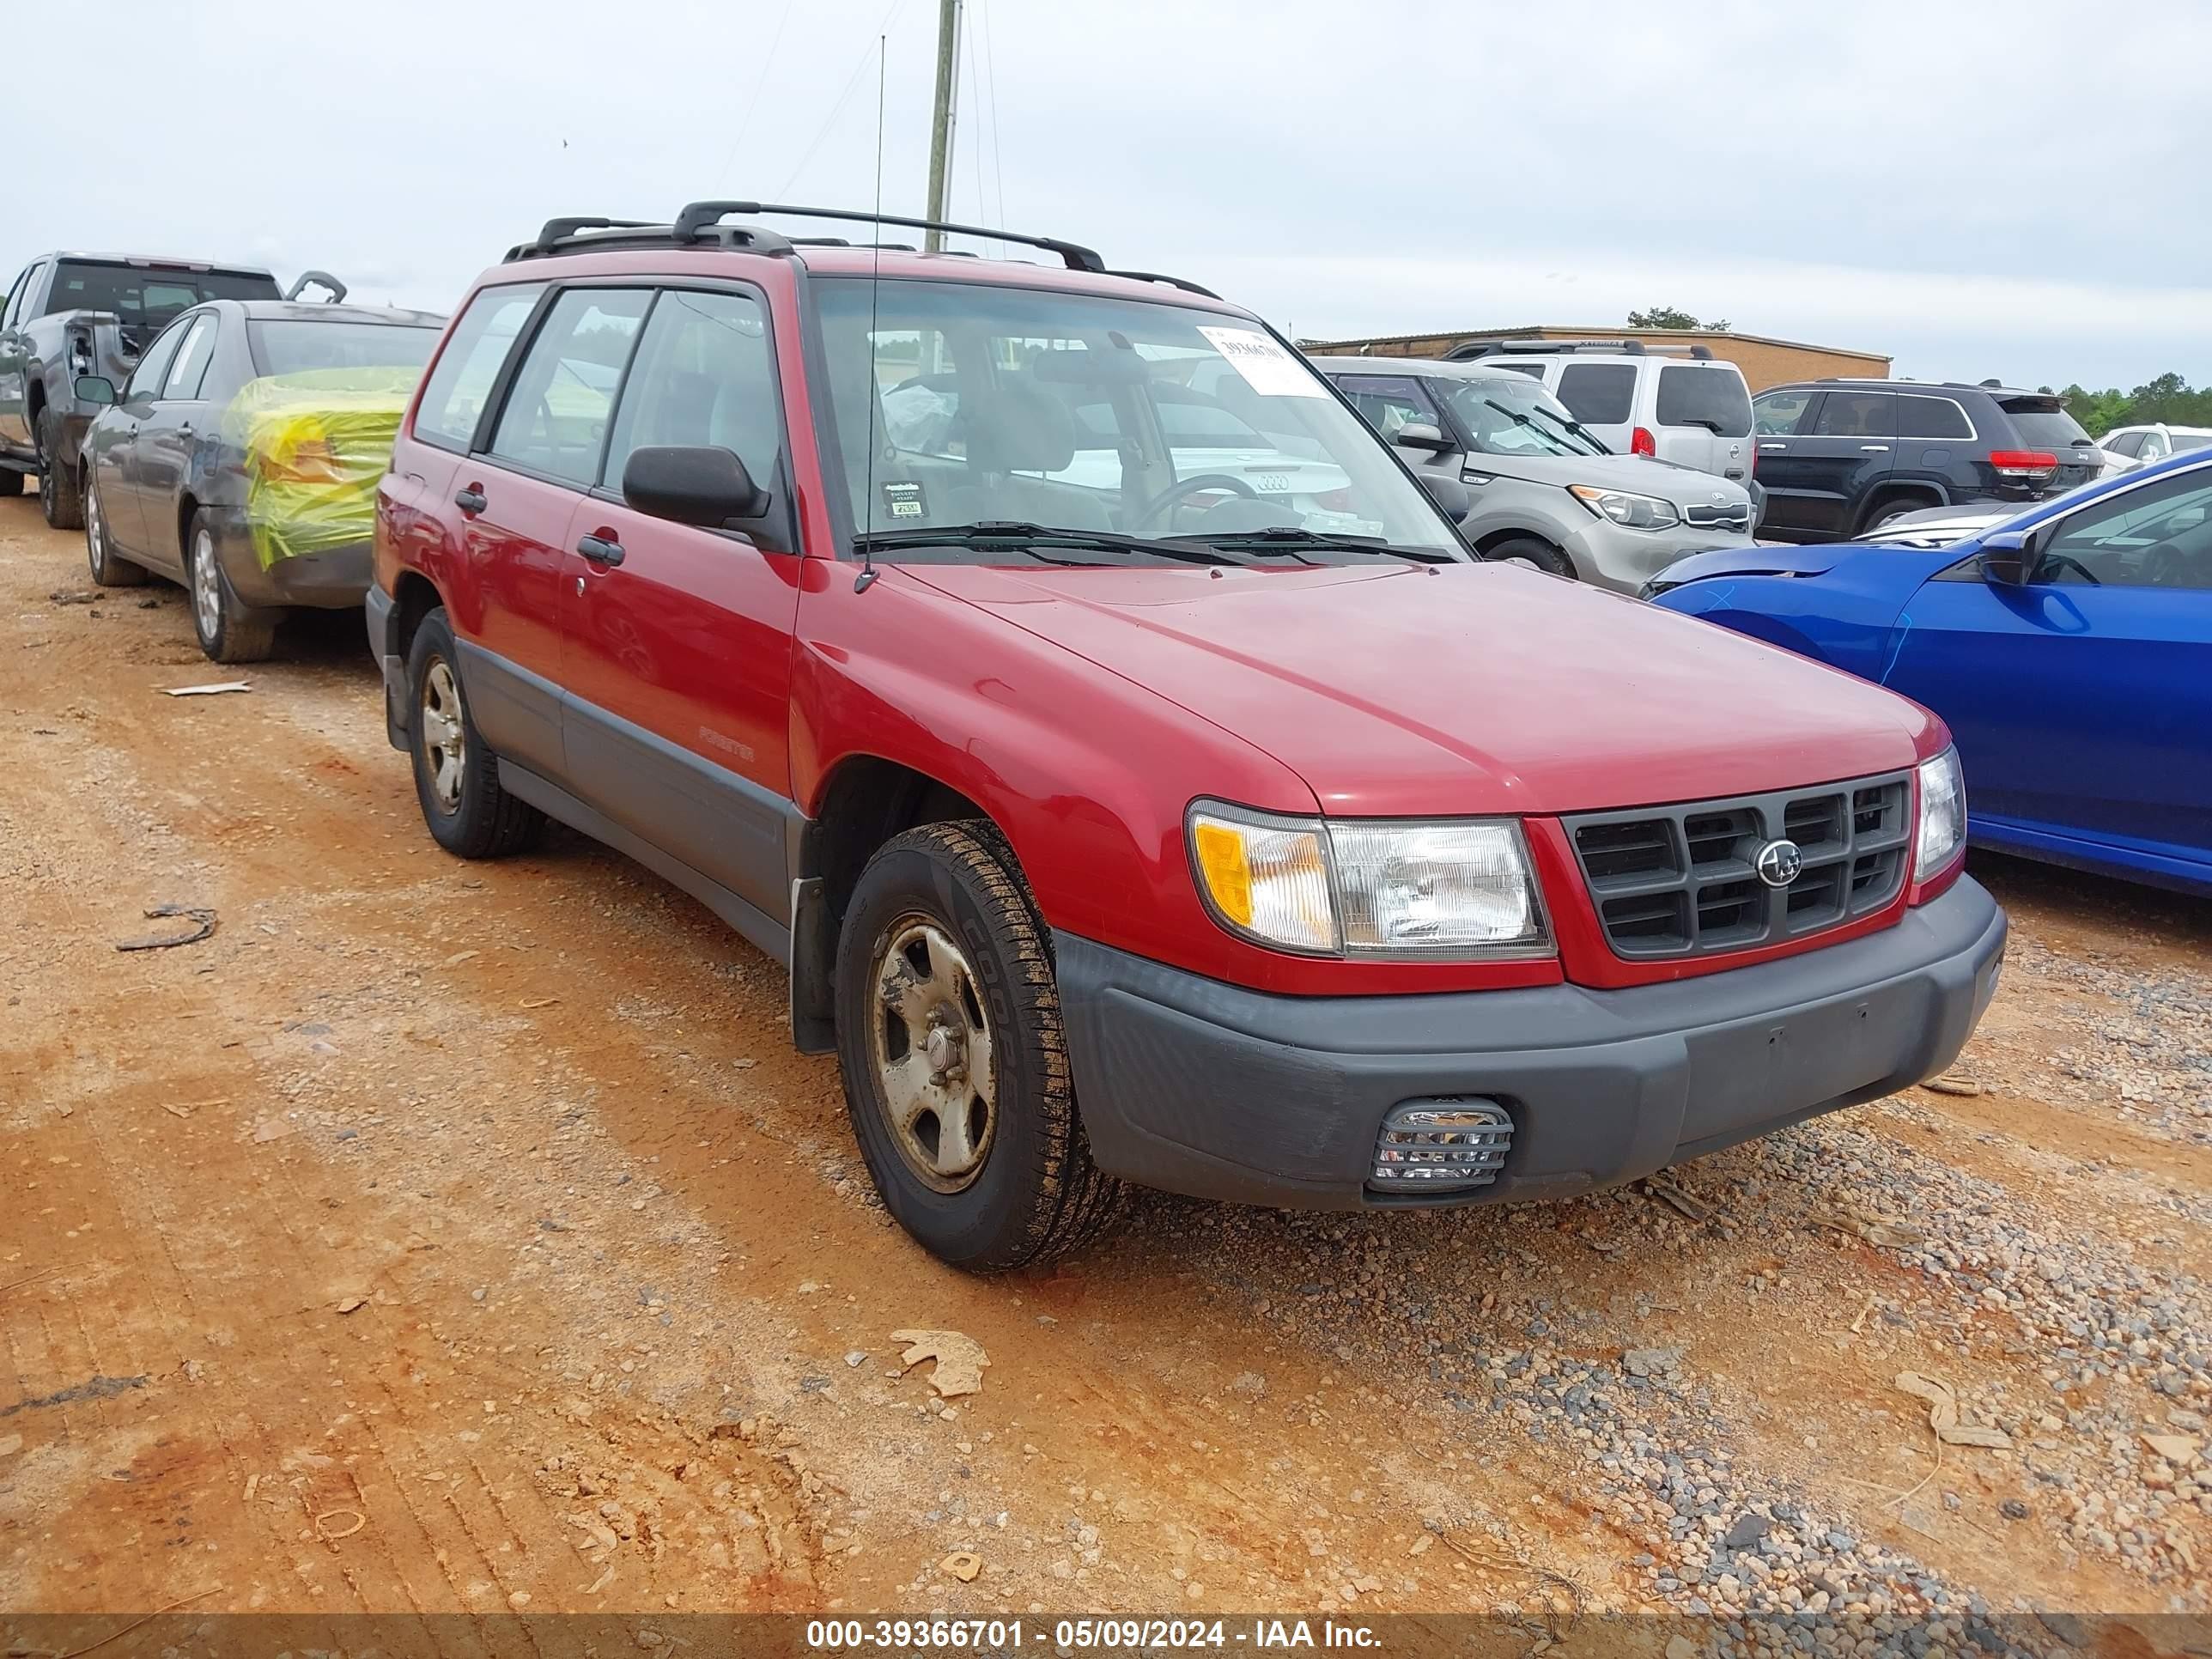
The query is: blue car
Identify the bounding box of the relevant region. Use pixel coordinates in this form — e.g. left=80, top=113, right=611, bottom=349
left=1648, top=448, right=2212, bottom=896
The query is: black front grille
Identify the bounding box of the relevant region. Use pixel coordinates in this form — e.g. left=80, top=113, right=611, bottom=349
left=1566, top=771, right=1912, bottom=959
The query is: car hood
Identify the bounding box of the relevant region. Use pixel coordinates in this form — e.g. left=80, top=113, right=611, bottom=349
left=1462, top=448, right=1750, bottom=507
left=905, top=559, right=1934, bottom=817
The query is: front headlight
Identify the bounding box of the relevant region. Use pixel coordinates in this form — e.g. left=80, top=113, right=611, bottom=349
left=1568, top=483, right=1682, bottom=531
left=1915, top=748, right=1966, bottom=876
left=1188, top=803, right=1550, bottom=958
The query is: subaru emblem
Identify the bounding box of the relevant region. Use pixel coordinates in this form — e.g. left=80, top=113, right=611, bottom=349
left=1754, top=839, right=1804, bottom=889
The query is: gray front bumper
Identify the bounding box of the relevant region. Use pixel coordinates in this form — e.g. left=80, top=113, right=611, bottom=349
left=1056, top=878, right=2005, bottom=1211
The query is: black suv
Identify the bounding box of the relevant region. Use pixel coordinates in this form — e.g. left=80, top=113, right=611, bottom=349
left=1751, top=378, right=2103, bottom=543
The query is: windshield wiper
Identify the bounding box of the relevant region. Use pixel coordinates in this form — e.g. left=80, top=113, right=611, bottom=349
left=853, top=521, right=1246, bottom=567
left=1481, top=398, right=1603, bottom=454
left=1191, top=526, right=1457, bottom=564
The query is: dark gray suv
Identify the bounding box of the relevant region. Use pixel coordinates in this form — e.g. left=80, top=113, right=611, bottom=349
left=1752, top=377, right=2104, bottom=543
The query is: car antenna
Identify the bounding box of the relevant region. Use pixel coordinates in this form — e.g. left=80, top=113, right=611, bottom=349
left=855, top=39, right=888, bottom=595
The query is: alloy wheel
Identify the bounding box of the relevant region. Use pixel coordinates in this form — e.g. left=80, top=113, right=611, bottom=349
left=191, top=528, right=223, bottom=642
left=419, top=659, right=467, bottom=813
left=85, top=486, right=104, bottom=579
left=868, top=916, right=998, bottom=1193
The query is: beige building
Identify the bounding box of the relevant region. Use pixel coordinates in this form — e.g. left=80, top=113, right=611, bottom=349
left=1293, top=325, right=1890, bottom=393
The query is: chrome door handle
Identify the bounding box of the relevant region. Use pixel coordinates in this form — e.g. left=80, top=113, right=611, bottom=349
left=1759, top=442, right=1786, bottom=452
left=177, top=422, right=193, bottom=436
left=1859, top=445, right=1890, bottom=453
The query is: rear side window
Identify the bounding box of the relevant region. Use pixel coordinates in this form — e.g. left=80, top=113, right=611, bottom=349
left=1655, top=364, right=1752, bottom=435
left=413, top=283, right=548, bottom=452
left=602, top=289, right=781, bottom=493
left=1753, top=389, right=1814, bottom=435
left=1486, top=362, right=1547, bottom=380
left=162, top=314, right=218, bottom=399
left=1896, top=395, right=1972, bottom=440
left=1998, top=398, right=2092, bottom=448
left=1811, top=391, right=1897, bottom=438
left=2104, top=430, right=2145, bottom=457
left=1554, top=362, right=1636, bottom=426
left=489, top=287, right=653, bottom=484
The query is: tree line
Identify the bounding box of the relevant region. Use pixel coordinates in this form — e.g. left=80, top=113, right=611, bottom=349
left=2050, top=374, right=2212, bottom=439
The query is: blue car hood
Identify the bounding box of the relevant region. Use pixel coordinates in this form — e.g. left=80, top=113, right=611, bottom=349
left=1650, top=543, right=1843, bottom=590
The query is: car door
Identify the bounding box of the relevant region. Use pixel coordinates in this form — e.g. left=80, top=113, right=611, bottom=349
left=1748, top=387, right=1819, bottom=531
left=133, top=310, right=221, bottom=562
left=1774, top=389, right=1896, bottom=538
left=557, top=283, right=804, bottom=927
left=463, top=283, right=653, bottom=784
left=0, top=261, right=43, bottom=450
left=95, top=314, right=195, bottom=560
left=1881, top=464, right=2212, bottom=873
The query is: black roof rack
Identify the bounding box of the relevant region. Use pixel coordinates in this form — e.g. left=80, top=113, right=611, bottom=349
left=1443, top=337, right=1717, bottom=362
left=503, top=198, right=1160, bottom=281
left=1105, top=270, right=1222, bottom=300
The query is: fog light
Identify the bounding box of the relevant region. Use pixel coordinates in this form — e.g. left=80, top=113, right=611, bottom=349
left=1370, top=1097, right=1512, bottom=1192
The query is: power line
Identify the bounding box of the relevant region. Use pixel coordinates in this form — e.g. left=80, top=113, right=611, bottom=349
left=777, top=0, right=911, bottom=202
left=976, top=0, right=1008, bottom=228
left=714, top=0, right=799, bottom=187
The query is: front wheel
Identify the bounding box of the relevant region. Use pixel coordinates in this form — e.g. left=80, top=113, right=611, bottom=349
left=1486, top=535, right=1575, bottom=578
left=187, top=512, right=276, bottom=663
left=835, top=821, right=1123, bottom=1270
left=404, top=606, right=544, bottom=859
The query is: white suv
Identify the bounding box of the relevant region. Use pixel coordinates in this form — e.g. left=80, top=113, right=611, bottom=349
left=1445, top=340, right=1758, bottom=489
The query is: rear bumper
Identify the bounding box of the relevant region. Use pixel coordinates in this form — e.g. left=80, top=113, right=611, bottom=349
left=1056, top=877, right=2005, bottom=1210
left=223, top=534, right=374, bottom=610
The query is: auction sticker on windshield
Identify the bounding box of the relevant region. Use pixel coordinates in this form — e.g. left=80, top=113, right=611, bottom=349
left=1196, top=327, right=1326, bottom=398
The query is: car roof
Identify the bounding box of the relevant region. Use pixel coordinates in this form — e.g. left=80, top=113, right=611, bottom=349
left=483, top=240, right=1251, bottom=318
left=1766, top=377, right=2047, bottom=400
left=1305, top=355, right=1533, bottom=383
left=34, top=252, right=276, bottom=278
left=225, top=300, right=447, bottom=326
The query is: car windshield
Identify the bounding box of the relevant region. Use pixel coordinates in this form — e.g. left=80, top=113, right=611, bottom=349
left=1432, top=374, right=1609, bottom=458
left=249, top=319, right=441, bottom=376
left=812, top=278, right=1462, bottom=564
left=46, top=260, right=278, bottom=342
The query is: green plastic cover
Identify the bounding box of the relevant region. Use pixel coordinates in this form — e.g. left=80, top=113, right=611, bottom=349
left=220, top=368, right=420, bottom=568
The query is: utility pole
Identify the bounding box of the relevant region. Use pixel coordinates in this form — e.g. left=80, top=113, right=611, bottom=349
left=923, top=0, right=963, bottom=251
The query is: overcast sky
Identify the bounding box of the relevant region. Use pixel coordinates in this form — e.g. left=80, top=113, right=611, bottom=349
left=12, top=0, right=2208, bottom=391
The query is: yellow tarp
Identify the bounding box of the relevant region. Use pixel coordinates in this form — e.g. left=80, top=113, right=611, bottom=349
left=220, top=368, right=420, bottom=569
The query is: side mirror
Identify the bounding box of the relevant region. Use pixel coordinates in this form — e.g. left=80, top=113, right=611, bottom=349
left=1980, top=528, right=2034, bottom=586
left=76, top=374, right=117, bottom=406
left=1394, top=420, right=1453, bottom=454
left=622, top=445, right=766, bottom=528
left=1414, top=470, right=1474, bottom=525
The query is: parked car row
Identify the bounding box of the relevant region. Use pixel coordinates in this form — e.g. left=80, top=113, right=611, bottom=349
left=1, top=248, right=441, bottom=660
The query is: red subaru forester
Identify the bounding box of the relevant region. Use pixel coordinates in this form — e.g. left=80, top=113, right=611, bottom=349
left=368, top=200, right=2004, bottom=1270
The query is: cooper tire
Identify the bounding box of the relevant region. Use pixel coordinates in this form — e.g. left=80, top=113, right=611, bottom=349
left=84, top=472, right=149, bottom=587
left=187, top=511, right=276, bottom=663
left=404, top=606, right=544, bottom=859
left=36, top=410, right=83, bottom=531
left=1487, top=535, right=1575, bottom=579
left=835, top=820, right=1124, bottom=1271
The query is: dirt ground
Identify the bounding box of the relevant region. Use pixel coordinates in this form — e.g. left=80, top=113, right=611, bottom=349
left=1, top=494, right=2207, bottom=1638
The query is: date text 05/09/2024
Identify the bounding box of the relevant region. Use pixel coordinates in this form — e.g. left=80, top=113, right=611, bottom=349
left=805, top=1619, right=1383, bottom=1650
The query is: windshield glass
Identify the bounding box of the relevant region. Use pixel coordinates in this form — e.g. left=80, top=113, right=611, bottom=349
left=46, top=261, right=278, bottom=342
left=1432, top=374, right=1608, bottom=457
left=249, top=319, right=441, bottom=376
left=812, top=278, right=1461, bottom=563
